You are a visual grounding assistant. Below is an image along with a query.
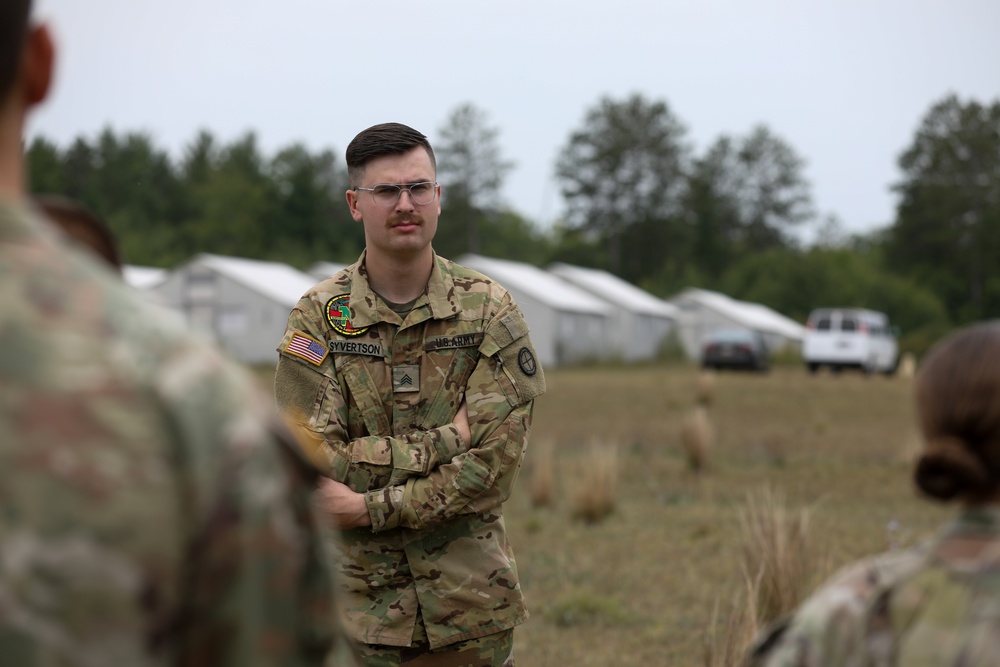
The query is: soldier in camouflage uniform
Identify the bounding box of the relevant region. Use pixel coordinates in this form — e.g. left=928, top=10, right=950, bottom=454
left=0, top=3, right=341, bottom=665
left=747, top=321, right=1000, bottom=667
left=275, top=123, right=545, bottom=666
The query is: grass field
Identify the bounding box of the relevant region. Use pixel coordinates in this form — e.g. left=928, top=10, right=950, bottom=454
left=259, top=361, right=947, bottom=665
left=504, top=363, right=947, bottom=666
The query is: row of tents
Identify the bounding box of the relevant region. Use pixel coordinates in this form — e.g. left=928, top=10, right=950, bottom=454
left=126, top=253, right=806, bottom=368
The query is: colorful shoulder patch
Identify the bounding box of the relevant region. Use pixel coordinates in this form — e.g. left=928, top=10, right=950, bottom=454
left=284, top=332, right=329, bottom=366
left=325, top=295, right=370, bottom=337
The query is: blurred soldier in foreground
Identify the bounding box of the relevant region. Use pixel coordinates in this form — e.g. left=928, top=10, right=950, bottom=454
left=0, top=2, right=339, bottom=664
left=747, top=321, right=1000, bottom=666
left=275, top=122, right=545, bottom=666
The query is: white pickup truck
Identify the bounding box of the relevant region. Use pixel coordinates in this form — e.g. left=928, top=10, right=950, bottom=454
left=803, top=308, right=899, bottom=375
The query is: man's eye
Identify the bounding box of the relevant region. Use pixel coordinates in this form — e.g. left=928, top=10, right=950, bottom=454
left=373, top=185, right=398, bottom=197
left=410, top=183, right=432, bottom=195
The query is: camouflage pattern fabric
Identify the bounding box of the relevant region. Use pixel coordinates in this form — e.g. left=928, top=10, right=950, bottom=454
left=0, top=199, right=338, bottom=666
left=355, top=628, right=513, bottom=667
left=746, top=506, right=1000, bottom=667
left=275, top=250, right=545, bottom=651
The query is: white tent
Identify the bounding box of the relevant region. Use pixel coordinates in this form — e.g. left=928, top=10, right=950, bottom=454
left=667, top=287, right=805, bottom=360
left=456, top=254, right=612, bottom=368
left=149, top=254, right=318, bottom=365
left=307, top=260, right=349, bottom=282
left=547, top=262, right=678, bottom=362
left=122, top=264, right=167, bottom=290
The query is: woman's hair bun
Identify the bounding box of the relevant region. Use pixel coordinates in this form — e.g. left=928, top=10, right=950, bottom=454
left=914, top=434, right=992, bottom=501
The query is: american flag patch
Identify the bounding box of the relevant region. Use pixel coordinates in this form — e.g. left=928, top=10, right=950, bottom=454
left=285, top=332, right=329, bottom=366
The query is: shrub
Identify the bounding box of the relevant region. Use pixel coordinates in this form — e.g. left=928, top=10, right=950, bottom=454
left=529, top=439, right=557, bottom=508
left=571, top=440, right=618, bottom=523
left=680, top=406, right=713, bottom=473
left=740, top=488, right=816, bottom=625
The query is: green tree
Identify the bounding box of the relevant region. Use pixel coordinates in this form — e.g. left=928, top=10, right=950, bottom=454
left=32, top=128, right=183, bottom=266
left=267, top=143, right=362, bottom=266
left=477, top=210, right=551, bottom=264
left=686, top=125, right=813, bottom=275
left=180, top=131, right=276, bottom=260
left=436, top=102, right=514, bottom=255
left=886, top=94, right=1000, bottom=322
left=59, top=136, right=98, bottom=203
left=733, top=125, right=813, bottom=249
left=684, top=136, right=743, bottom=277
left=25, top=136, right=65, bottom=194
left=555, top=93, right=690, bottom=279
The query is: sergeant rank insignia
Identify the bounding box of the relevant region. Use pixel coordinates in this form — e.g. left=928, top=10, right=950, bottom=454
left=326, top=295, right=370, bottom=337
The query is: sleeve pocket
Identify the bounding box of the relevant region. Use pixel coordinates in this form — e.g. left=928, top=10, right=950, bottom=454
left=454, top=452, right=497, bottom=498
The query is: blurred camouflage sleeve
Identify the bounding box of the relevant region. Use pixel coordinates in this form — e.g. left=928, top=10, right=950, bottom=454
left=745, top=549, right=928, bottom=667
left=152, top=354, right=338, bottom=667
left=366, top=301, right=545, bottom=533
left=275, top=303, right=467, bottom=491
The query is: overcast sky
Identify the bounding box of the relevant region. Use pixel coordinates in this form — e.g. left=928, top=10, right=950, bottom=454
left=27, top=0, right=1000, bottom=242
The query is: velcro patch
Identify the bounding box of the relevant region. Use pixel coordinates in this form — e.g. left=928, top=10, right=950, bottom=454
left=501, top=313, right=526, bottom=340
left=424, top=332, right=485, bottom=351
left=284, top=332, right=329, bottom=366
left=393, top=365, right=420, bottom=393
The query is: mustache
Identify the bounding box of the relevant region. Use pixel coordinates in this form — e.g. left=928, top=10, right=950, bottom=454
left=388, top=213, right=424, bottom=226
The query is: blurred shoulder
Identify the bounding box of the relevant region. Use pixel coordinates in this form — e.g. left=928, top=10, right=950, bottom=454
left=746, top=548, right=930, bottom=667
left=440, top=255, right=517, bottom=316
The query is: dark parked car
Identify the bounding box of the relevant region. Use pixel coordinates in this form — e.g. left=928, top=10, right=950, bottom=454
left=700, top=329, right=770, bottom=372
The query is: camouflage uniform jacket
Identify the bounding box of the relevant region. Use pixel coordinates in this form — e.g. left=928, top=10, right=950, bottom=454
left=274, top=250, right=546, bottom=650
left=0, top=199, right=336, bottom=666
left=746, top=506, right=1000, bottom=666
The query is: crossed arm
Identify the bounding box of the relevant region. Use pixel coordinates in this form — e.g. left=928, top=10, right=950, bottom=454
left=318, top=402, right=471, bottom=529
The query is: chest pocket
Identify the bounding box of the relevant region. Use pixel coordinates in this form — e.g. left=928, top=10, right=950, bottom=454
left=334, top=352, right=392, bottom=440
left=417, top=332, right=483, bottom=430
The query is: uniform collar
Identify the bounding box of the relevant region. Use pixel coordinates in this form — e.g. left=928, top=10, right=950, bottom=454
left=945, top=504, right=1000, bottom=536
left=347, top=249, right=461, bottom=327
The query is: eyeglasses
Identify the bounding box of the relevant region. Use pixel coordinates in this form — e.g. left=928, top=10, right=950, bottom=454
left=354, top=181, right=438, bottom=207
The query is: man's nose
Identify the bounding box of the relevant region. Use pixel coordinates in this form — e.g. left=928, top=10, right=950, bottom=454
left=395, top=189, right=416, bottom=210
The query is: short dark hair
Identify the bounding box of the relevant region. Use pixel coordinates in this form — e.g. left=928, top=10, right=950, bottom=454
left=345, top=122, right=436, bottom=187
left=0, top=0, right=32, bottom=100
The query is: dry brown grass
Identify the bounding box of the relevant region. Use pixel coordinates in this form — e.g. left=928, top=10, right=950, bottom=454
left=739, top=487, right=818, bottom=626
left=702, top=591, right=760, bottom=667
left=680, top=405, right=714, bottom=473
left=506, top=364, right=945, bottom=666
left=570, top=439, right=619, bottom=524
left=702, top=487, right=822, bottom=665
left=528, top=438, right=557, bottom=508
left=898, top=352, right=917, bottom=380
left=696, top=369, right=716, bottom=406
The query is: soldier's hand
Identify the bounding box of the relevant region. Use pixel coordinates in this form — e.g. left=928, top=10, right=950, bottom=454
left=317, top=477, right=371, bottom=530
left=454, top=400, right=471, bottom=448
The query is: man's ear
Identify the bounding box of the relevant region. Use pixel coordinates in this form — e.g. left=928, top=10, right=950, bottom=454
left=23, top=24, right=54, bottom=106
left=346, top=189, right=363, bottom=222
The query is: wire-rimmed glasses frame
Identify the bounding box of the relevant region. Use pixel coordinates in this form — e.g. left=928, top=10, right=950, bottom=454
left=354, top=181, right=439, bottom=207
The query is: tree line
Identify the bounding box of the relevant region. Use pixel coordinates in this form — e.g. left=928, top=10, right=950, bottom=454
left=26, top=93, right=1000, bottom=354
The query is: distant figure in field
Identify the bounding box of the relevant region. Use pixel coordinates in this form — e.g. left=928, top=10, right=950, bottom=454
left=747, top=320, right=1000, bottom=666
